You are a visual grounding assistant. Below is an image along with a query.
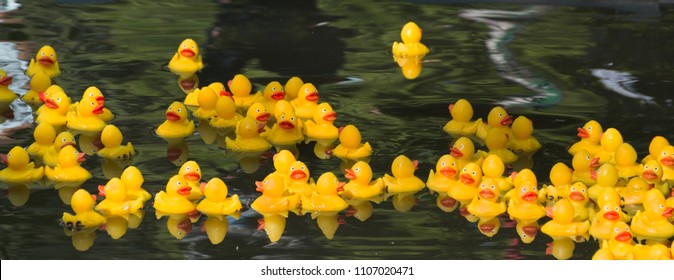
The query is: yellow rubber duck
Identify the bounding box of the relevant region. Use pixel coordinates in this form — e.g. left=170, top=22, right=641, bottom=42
left=26, top=45, right=61, bottom=78
left=284, top=76, right=304, bottom=101
left=196, top=177, right=242, bottom=217
left=70, top=86, right=114, bottom=122
left=156, top=101, right=195, bottom=141
left=229, top=74, right=260, bottom=112
left=246, top=102, right=271, bottom=132
left=42, top=131, right=77, bottom=168
left=332, top=124, right=372, bottom=162
left=267, top=110, right=304, bottom=149
left=595, top=127, right=623, bottom=164
left=273, top=100, right=293, bottom=121
left=630, top=189, right=674, bottom=244
left=613, top=142, right=641, bottom=180
left=184, top=82, right=220, bottom=108
left=616, top=177, right=649, bottom=211
left=640, top=159, right=669, bottom=196
left=302, top=172, right=349, bottom=240
left=507, top=116, right=541, bottom=157
left=656, top=144, right=674, bottom=182
left=269, top=149, right=297, bottom=188
left=633, top=243, right=673, bottom=260
left=35, top=85, right=70, bottom=131
left=391, top=21, right=429, bottom=57
left=251, top=173, right=300, bottom=242
left=95, top=177, right=143, bottom=220
left=290, top=83, right=319, bottom=121
left=66, top=95, right=107, bottom=136
left=0, top=146, right=44, bottom=185
left=0, top=69, right=17, bottom=107
left=178, top=160, right=204, bottom=201
left=467, top=178, right=506, bottom=228
left=257, top=81, right=286, bottom=115
left=340, top=161, right=385, bottom=222
left=540, top=162, right=572, bottom=206
left=120, top=166, right=150, bottom=204
left=21, top=71, right=51, bottom=108
left=168, top=38, right=203, bottom=77
left=303, top=102, right=339, bottom=144
left=449, top=162, right=482, bottom=222
left=641, top=135, right=669, bottom=164
left=45, top=145, right=92, bottom=189
left=450, top=136, right=485, bottom=172
left=483, top=128, right=518, bottom=165
left=61, top=189, right=105, bottom=231
left=590, top=189, right=629, bottom=241
left=209, top=94, right=243, bottom=134
left=225, top=116, right=272, bottom=153
left=383, top=155, right=426, bottom=212
left=541, top=198, right=590, bottom=241
left=600, top=222, right=636, bottom=260
left=153, top=174, right=196, bottom=219
left=442, top=99, right=481, bottom=137
left=571, top=150, right=600, bottom=186
left=567, top=120, right=603, bottom=156
left=286, top=160, right=315, bottom=200
left=192, top=86, right=219, bottom=120
left=426, top=154, right=459, bottom=212
left=476, top=106, right=512, bottom=141
left=97, top=124, right=135, bottom=161
left=482, top=154, right=513, bottom=194
left=588, top=163, right=618, bottom=202
left=505, top=169, right=545, bottom=242
left=565, top=182, right=593, bottom=222
left=26, top=122, right=56, bottom=161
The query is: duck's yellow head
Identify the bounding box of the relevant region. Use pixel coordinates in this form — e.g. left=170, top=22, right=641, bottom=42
left=481, top=154, right=505, bottom=178
left=478, top=177, right=500, bottom=201
left=400, top=21, right=423, bottom=44
left=274, top=100, right=293, bottom=121
left=390, top=154, right=418, bottom=179
left=450, top=137, right=475, bottom=160
left=177, top=38, right=199, bottom=58
left=614, top=142, right=638, bottom=167
left=33, top=122, right=56, bottom=145
left=547, top=199, right=574, bottom=223
left=229, top=74, right=252, bottom=97
left=53, top=131, right=76, bottom=150
left=165, top=101, right=188, bottom=122
left=215, top=94, right=238, bottom=119
left=77, top=95, right=104, bottom=117
left=71, top=189, right=97, bottom=214
left=345, top=161, right=373, bottom=184
left=512, top=116, right=534, bottom=140
left=120, top=166, right=144, bottom=189
left=597, top=188, right=621, bottom=208
left=338, top=124, right=363, bottom=149
left=273, top=149, right=296, bottom=173
left=595, top=163, right=618, bottom=186
left=58, top=145, right=85, bottom=168
left=514, top=168, right=538, bottom=187
left=179, top=160, right=201, bottom=182
left=610, top=222, right=632, bottom=243
left=600, top=128, right=623, bottom=152
left=101, top=177, right=127, bottom=202
left=449, top=99, right=473, bottom=122
left=486, top=106, right=512, bottom=127
left=571, top=150, right=599, bottom=172
left=549, top=162, right=572, bottom=187
left=197, top=86, right=218, bottom=110
left=657, top=145, right=674, bottom=168
left=642, top=159, right=662, bottom=183
left=435, top=154, right=457, bottom=178
left=649, top=136, right=669, bottom=159
left=165, top=174, right=191, bottom=197
left=643, top=189, right=670, bottom=215
left=598, top=198, right=622, bottom=221
left=313, top=102, right=337, bottom=124
left=485, top=128, right=509, bottom=150
left=35, top=45, right=58, bottom=66
left=263, top=81, right=285, bottom=101
left=316, top=171, right=344, bottom=195
left=288, top=160, right=310, bottom=182
left=0, top=69, right=12, bottom=87
left=3, top=146, right=29, bottom=170
left=236, top=117, right=262, bottom=138
left=246, top=102, right=271, bottom=124
left=29, top=71, right=52, bottom=92
left=577, top=120, right=602, bottom=143
left=100, top=124, right=123, bottom=148
left=82, top=86, right=104, bottom=105
left=284, top=76, right=304, bottom=101
left=459, top=162, right=482, bottom=187
left=297, top=83, right=319, bottom=103
left=42, top=85, right=70, bottom=114
left=277, top=110, right=299, bottom=130
left=203, top=177, right=228, bottom=202
left=567, top=182, right=588, bottom=203
left=255, top=173, right=284, bottom=197
left=207, top=82, right=226, bottom=97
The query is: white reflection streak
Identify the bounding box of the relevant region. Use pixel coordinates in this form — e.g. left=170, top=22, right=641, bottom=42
left=0, top=42, right=34, bottom=134
left=591, top=69, right=655, bottom=104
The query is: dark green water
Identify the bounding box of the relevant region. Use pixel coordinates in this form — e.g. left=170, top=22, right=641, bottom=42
left=1, top=0, right=673, bottom=260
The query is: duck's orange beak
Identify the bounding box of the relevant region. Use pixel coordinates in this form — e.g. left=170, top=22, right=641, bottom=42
left=660, top=156, right=674, bottom=167
left=577, top=127, right=589, bottom=138
left=589, top=157, right=600, bottom=168
left=220, top=90, right=232, bottom=98
left=448, top=103, right=454, bottom=113
left=479, top=189, right=495, bottom=199
left=545, top=206, right=554, bottom=218
left=77, top=152, right=86, bottom=163
left=323, top=111, right=337, bottom=121
left=412, top=160, right=419, bottom=170
left=336, top=181, right=346, bottom=193
left=166, top=111, right=181, bottom=121
left=98, top=185, right=106, bottom=197
left=459, top=173, right=474, bottom=184
left=180, top=48, right=195, bottom=57
left=0, top=76, right=12, bottom=86
left=449, top=147, right=463, bottom=158
left=590, top=169, right=598, bottom=180
left=569, top=191, right=585, bottom=201
left=305, top=91, right=319, bottom=102
left=95, top=96, right=105, bottom=104
left=92, top=105, right=104, bottom=115
left=45, top=98, right=58, bottom=109
left=522, top=225, right=539, bottom=237
left=603, top=210, right=619, bottom=221
left=522, top=191, right=538, bottom=202
left=255, top=181, right=264, bottom=193
left=177, top=186, right=191, bottom=196
left=439, top=167, right=456, bottom=178
left=38, top=92, right=46, bottom=103
left=500, top=115, right=513, bottom=126
left=642, top=170, right=658, bottom=180
left=38, top=56, right=54, bottom=66
left=615, top=231, right=632, bottom=242
left=479, top=223, right=496, bottom=234
left=91, top=194, right=97, bottom=201
left=344, top=169, right=357, bottom=180
left=290, top=170, right=306, bottom=180
left=663, top=207, right=673, bottom=218
left=279, top=120, right=295, bottom=130
left=256, top=112, right=271, bottom=123
left=271, top=91, right=285, bottom=100
left=183, top=171, right=200, bottom=181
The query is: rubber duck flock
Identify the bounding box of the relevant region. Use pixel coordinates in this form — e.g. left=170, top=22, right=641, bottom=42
left=0, top=22, right=672, bottom=259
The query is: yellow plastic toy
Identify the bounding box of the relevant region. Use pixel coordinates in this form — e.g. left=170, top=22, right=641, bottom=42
left=507, top=116, right=541, bottom=156
left=588, top=163, right=618, bottom=202
left=656, top=144, right=674, bottom=182
left=450, top=137, right=484, bottom=172
left=595, top=127, right=623, bottom=164
left=192, top=86, right=219, bottom=120
left=97, top=124, right=135, bottom=161
left=571, top=150, right=599, bottom=186
left=630, top=189, right=674, bottom=244
left=286, top=160, right=315, bottom=200
left=613, top=142, right=641, bottom=180
left=229, top=74, right=260, bottom=112
left=26, top=45, right=61, bottom=78
left=0, top=146, right=44, bottom=186
left=284, top=76, right=304, bottom=101
left=391, top=22, right=429, bottom=57
left=426, top=154, right=458, bottom=212
left=590, top=189, right=629, bottom=241
left=0, top=69, right=17, bottom=107
left=196, top=177, right=242, bottom=244
left=505, top=169, right=545, bottom=243
left=95, top=177, right=143, bottom=221
left=633, top=243, right=673, bottom=260
left=45, top=145, right=92, bottom=190
left=61, top=189, right=106, bottom=232
left=540, top=198, right=590, bottom=244
left=209, top=94, right=243, bottom=134
left=265, top=108, right=304, bottom=147
left=26, top=122, right=56, bottom=162
left=251, top=173, right=300, bottom=243
left=442, top=99, right=481, bottom=137
left=641, top=135, right=669, bottom=164
left=35, top=85, right=70, bottom=131
left=178, top=160, right=204, bottom=201
left=616, top=177, right=649, bottom=211
left=540, top=162, right=572, bottom=206
left=257, top=81, right=286, bottom=115
left=42, top=131, right=77, bottom=168
left=225, top=116, right=272, bottom=153
left=269, top=149, right=297, bottom=188
left=168, top=38, right=203, bottom=77
left=483, top=128, right=518, bottom=165
left=467, top=178, right=506, bottom=237
left=640, top=159, right=669, bottom=196
left=290, top=83, right=319, bottom=121
left=476, top=106, right=512, bottom=141
left=66, top=95, right=107, bottom=136
left=567, top=120, right=602, bottom=156
left=565, top=182, right=593, bottom=222
left=246, top=102, right=271, bottom=132
left=153, top=175, right=196, bottom=218
left=383, top=155, right=426, bottom=212
left=70, top=86, right=114, bottom=122
left=156, top=101, right=195, bottom=141
left=593, top=222, right=636, bottom=260
left=120, top=166, right=150, bottom=204
left=302, top=172, right=349, bottom=240
left=340, top=161, right=385, bottom=222
left=21, top=71, right=51, bottom=108
left=332, top=124, right=372, bottom=162
left=303, top=102, right=339, bottom=143
left=448, top=162, right=482, bottom=222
